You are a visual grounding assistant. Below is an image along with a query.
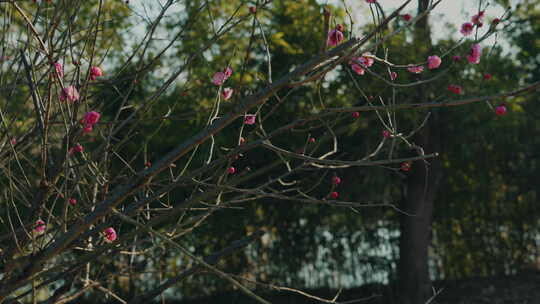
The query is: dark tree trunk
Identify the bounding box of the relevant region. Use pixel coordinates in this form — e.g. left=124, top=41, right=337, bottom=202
left=397, top=1, right=443, bottom=303
left=398, top=119, right=442, bottom=304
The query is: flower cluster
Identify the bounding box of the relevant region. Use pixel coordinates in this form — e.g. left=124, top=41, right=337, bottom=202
left=350, top=53, right=374, bottom=75
left=82, top=111, right=101, bottom=134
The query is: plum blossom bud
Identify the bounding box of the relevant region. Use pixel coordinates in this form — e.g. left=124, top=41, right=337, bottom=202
left=330, top=191, right=339, bottom=199
left=224, top=67, right=233, bottom=78
left=447, top=84, right=463, bottom=95
left=69, top=198, right=77, bottom=206
left=104, top=227, right=117, bottom=243
left=495, top=105, right=507, bottom=116
left=390, top=71, right=398, bottom=80
left=401, top=162, right=411, bottom=172
left=352, top=112, right=360, bottom=118
left=54, top=62, right=63, bottom=77
left=383, top=130, right=391, bottom=138
left=427, top=55, right=442, bottom=70
left=69, top=143, right=84, bottom=154
left=402, top=14, right=412, bottom=22
left=34, top=219, right=46, bottom=235
left=227, top=167, right=236, bottom=174
left=332, top=176, right=341, bottom=185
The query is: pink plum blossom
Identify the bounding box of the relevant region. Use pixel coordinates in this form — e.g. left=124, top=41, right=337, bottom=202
left=495, top=105, right=507, bottom=116
left=472, top=11, right=485, bottom=25
left=460, top=22, right=474, bottom=36
left=427, top=55, right=442, bottom=70
left=366, top=0, right=376, bottom=3
left=90, top=66, right=103, bottom=81
left=332, top=176, right=341, bottom=185
left=227, top=167, right=236, bottom=174
left=407, top=65, right=424, bottom=74
left=69, top=198, right=77, bottom=206
left=222, top=87, right=233, bottom=100
left=327, top=28, right=344, bottom=47
left=84, top=111, right=101, bottom=125
left=352, top=112, right=360, bottom=118
left=390, top=71, right=398, bottom=80
left=383, top=130, right=391, bottom=138
left=212, top=72, right=227, bottom=86
left=60, top=86, right=80, bottom=102
left=82, top=125, right=93, bottom=134
left=467, top=44, right=482, bottom=64
left=244, top=114, right=256, bottom=125
left=358, top=53, right=374, bottom=67
left=351, top=64, right=365, bottom=75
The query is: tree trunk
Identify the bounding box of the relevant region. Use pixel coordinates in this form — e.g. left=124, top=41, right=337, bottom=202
left=397, top=1, right=443, bottom=303
left=398, top=119, right=442, bottom=304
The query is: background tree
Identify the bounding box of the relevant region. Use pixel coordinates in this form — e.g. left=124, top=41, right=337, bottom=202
left=0, top=1, right=538, bottom=303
